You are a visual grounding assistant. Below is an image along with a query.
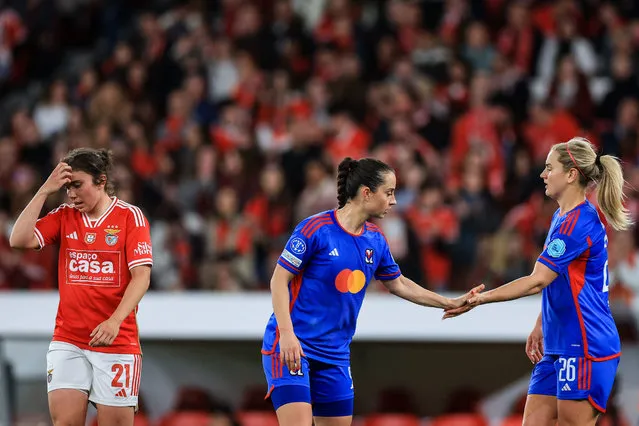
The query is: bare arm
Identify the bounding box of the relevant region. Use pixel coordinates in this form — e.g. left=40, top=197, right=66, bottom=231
left=89, top=265, right=151, bottom=347
left=479, top=262, right=557, bottom=304
left=10, top=162, right=72, bottom=249
left=382, top=275, right=484, bottom=309
left=443, top=262, right=557, bottom=319
left=110, top=265, right=151, bottom=323
left=270, top=264, right=304, bottom=372
left=10, top=192, right=49, bottom=249
left=270, top=264, right=295, bottom=333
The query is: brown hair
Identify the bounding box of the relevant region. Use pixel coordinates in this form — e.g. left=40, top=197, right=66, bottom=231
left=61, top=148, right=115, bottom=196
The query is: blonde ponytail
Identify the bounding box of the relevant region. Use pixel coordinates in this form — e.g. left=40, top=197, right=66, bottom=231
left=552, top=137, right=633, bottom=231
left=596, top=155, right=633, bottom=231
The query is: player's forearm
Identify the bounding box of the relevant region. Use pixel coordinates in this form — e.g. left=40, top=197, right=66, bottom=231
left=271, top=279, right=295, bottom=332
left=482, top=275, right=542, bottom=304
left=389, top=276, right=453, bottom=309
left=110, top=272, right=150, bottom=324
left=9, top=191, right=48, bottom=248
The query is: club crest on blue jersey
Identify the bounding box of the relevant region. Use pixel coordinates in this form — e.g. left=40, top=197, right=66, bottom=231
left=289, top=237, right=306, bottom=255
left=547, top=238, right=566, bottom=258
left=365, top=248, right=374, bottom=264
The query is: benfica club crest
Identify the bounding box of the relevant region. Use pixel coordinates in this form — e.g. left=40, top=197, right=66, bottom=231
left=84, top=233, right=96, bottom=244
left=104, top=228, right=121, bottom=246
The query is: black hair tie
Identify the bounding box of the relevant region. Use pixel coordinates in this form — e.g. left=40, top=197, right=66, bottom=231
left=595, top=155, right=602, bottom=168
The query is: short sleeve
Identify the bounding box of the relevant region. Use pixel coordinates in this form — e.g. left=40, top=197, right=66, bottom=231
left=374, top=235, right=401, bottom=281
left=277, top=220, right=319, bottom=275
left=34, top=205, right=66, bottom=248
left=125, top=206, right=153, bottom=270
left=538, top=212, right=590, bottom=274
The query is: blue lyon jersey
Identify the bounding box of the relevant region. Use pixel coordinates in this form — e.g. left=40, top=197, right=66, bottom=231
left=261, top=210, right=401, bottom=366
left=537, top=200, right=620, bottom=360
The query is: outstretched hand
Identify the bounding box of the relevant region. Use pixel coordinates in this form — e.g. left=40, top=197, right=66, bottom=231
left=443, top=284, right=486, bottom=319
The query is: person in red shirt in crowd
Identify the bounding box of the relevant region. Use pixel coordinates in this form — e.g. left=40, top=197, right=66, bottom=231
left=405, top=180, right=459, bottom=290
left=9, top=148, right=153, bottom=426
left=325, top=103, right=371, bottom=167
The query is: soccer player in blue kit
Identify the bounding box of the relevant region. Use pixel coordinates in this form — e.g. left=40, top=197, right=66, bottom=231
left=262, top=157, right=484, bottom=426
left=444, top=137, right=633, bottom=426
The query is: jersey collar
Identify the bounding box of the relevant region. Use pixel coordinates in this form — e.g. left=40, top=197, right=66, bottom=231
left=82, top=197, right=118, bottom=228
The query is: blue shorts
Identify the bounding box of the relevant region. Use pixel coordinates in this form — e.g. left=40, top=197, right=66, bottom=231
left=262, top=353, right=354, bottom=416
left=528, top=354, right=619, bottom=413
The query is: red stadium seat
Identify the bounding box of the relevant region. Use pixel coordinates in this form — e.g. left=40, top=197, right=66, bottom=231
left=364, top=413, right=421, bottom=426
left=499, top=414, right=523, bottom=426
left=430, top=414, right=488, bottom=426
left=157, top=411, right=212, bottom=426
left=237, top=410, right=279, bottom=426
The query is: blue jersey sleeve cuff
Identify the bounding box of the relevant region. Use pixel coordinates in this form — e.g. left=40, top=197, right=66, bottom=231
left=278, top=258, right=301, bottom=274
left=374, top=270, right=401, bottom=281
left=537, top=255, right=562, bottom=274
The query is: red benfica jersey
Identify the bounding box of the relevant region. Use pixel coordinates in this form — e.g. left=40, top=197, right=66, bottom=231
left=34, top=197, right=153, bottom=354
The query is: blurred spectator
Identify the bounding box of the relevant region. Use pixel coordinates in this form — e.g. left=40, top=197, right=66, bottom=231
left=295, top=159, right=336, bottom=222
left=461, top=22, right=496, bottom=73
left=546, top=55, right=594, bottom=126
left=200, top=186, right=254, bottom=291
left=608, top=229, right=639, bottom=342
left=537, top=15, right=597, bottom=80
left=496, top=2, right=543, bottom=76
left=33, top=79, right=71, bottom=140
left=405, top=181, right=458, bottom=290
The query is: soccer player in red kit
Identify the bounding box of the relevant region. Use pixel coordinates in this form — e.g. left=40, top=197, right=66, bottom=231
left=10, top=148, right=152, bottom=426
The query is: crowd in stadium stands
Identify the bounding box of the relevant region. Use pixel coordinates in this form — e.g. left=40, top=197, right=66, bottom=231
left=0, top=0, right=637, bottom=315
left=1, top=1, right=638, bottom=424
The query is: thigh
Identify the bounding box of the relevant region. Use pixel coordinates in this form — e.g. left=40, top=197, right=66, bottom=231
left=310, top=361, right=354, bottom=419
left=557, top=399, right=599, bottom=426
left=522, top=395, right=557, bottom=426
left=276, top=402, right=313, bottom=426
left=46, top=342, right=92, bottom=394
left=48, top=389, right=89, bottom=426
left=86, top=351, right=141, bottom=408
left=96, top=404, right=135, bottom=426
left=525, top=355, right=558, bottom=426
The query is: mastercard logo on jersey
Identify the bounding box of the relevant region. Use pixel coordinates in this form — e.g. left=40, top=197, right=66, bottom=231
left=335, top=269, right=366, bottom=294
left=104, top=228, right=121, bottom=246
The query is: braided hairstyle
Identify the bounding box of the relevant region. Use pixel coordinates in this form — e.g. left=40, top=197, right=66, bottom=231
left=336, top=157, right=394, bottom=208
left=61, top=148, right=115, bottom=196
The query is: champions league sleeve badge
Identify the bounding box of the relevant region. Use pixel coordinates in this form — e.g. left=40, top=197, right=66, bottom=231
left=547, top=238, right=567, bottom=258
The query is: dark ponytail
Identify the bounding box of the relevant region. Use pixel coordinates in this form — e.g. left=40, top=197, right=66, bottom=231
left=336, top=157, right=394, bottom=208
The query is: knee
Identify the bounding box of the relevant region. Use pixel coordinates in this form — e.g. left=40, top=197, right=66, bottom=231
left=523, top=412, right=557, bottom=426
left=51, top=417, right=85, bottom=426
left=95, top=406, right=135, bottom=426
